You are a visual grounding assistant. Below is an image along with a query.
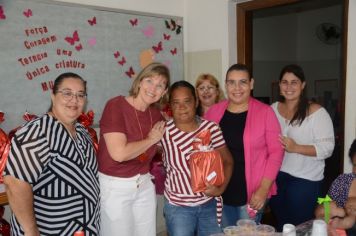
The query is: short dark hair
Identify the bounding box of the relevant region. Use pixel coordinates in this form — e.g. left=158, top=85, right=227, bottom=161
left=349, top=139, right=356, bottom=161
left=169, top=80, right=196, bottom=103
left=225, top=63, right=252, bottom=81
left=53, top=72, right=86, bottom=94
left=49, top=72, right=86, bottom=112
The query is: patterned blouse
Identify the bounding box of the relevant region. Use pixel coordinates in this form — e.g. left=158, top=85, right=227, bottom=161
left=4, top=114, right=100, bottom=236
left=328, top=173, right=356, bottom=208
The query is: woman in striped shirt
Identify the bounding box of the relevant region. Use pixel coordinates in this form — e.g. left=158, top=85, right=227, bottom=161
left=4, top=73, right=100, bottom=235
left=161, top=80, right=233, bottom=236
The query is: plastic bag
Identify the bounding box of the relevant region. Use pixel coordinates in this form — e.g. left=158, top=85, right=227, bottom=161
left=189, top=129, right=224, bottom=193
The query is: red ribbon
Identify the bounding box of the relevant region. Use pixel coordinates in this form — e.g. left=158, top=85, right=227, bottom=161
left=0, top=128, right=10, bottom=183
left=78, top=110, right=98, bottom=153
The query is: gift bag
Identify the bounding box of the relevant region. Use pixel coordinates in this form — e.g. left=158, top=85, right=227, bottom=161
left=189, top=129, right=224, bottom=193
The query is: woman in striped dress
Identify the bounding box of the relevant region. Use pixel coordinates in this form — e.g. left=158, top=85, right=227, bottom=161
left=161, top=81, right=233, bottom=236
left=3, top=73, right=100, bottom=236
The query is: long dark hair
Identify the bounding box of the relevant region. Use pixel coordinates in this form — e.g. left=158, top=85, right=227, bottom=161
left=279, top=64, right=309, bottom=126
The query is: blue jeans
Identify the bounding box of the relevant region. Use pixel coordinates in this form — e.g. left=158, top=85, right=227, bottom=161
left=269, top=171, right=322, bottom=232
left=164, top=199, right=222, bottom=236
left=222, top=204, right=265, bottom=228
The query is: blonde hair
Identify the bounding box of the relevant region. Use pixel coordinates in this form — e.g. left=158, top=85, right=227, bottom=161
left=129, top=62, right=170, bottom=102
left=195, top=73, right=224, bottom=102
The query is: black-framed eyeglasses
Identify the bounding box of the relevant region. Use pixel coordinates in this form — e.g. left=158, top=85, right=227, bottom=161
left=57, top=90, right=87, bottom=102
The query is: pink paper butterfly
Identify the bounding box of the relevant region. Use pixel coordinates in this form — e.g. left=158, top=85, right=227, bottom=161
left=88, top=16, right=96, bottom=26
left=170, top=48, right=177, bottom=55
left=113, top=51, right=120, bottom=58
left=152, top=41, right=163, bottom=54
left=125, top=66, right=135, bottom=78
left=0, top=6, right=6, bottom=20
left=88, top=37, right=96, bottom=46
left=163, top=33, right=171, bottom=40
left=142, top=25, right=154, bottom=38
left=118, top=57, right=126, bottom=66
left=65, top=30, right=80, bottom=45
left=75, top=43, right=83, bottom=51
left=129, top=18, right=138, bottom=26
left=23, top=9, right=32, bottom=18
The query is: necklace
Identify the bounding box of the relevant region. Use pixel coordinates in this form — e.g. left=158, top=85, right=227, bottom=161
left=133, top=101, right=153, bottom=162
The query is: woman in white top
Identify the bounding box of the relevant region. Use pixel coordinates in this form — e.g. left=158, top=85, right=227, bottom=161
left=269, top=64, right=335, bottom=231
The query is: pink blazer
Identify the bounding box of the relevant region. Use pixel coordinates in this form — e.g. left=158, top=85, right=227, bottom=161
left=204, top=97, right=284, bottom=201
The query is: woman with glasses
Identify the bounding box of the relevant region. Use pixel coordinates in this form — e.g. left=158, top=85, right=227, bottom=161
left=97, top=62, right=170, bottom=236
left=3, top=72, right=100, bottom=235
left=195, top=74, right=224, bottom=117
left=204, top=63, right=284, bottom=226
left=269, top=64, right=335, bottom=231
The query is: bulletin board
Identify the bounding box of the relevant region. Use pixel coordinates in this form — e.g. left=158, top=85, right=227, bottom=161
left=0, top=0, right=183, bottom=132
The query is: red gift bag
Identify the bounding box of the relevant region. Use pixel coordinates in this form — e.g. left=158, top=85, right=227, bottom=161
left=189, top=129, right=224, bottom=193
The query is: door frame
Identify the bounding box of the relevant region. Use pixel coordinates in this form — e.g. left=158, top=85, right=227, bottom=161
left=236, top=0, right=349, bottom=170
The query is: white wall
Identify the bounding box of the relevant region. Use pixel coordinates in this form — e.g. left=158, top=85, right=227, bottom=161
left=344, top=0, right=356, bottom=172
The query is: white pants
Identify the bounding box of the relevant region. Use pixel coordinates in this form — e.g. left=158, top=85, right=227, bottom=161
left=99, top=172, right=157, bottom=236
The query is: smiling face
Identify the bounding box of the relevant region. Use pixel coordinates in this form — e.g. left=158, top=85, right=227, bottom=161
left=225, top=70, right=254, bottom=107
left=170, top=86, right=197, bottom=126
left=136, top=74, right=167, bottom=106
left=51, top=77, right=86, bottom=125
left=279, top=72, right=305, bottom=102
left=196, top=80, right=219, bottom=108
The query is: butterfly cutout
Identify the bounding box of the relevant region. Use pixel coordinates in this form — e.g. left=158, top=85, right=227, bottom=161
left=130, top=18, right=138, bottom=26
left=65, top=30, right=80, bottom=45
left=23, top=9, right=32, bottom=18
left=165, top=19, right=176, bottom=31
left=170, top=48, right=177, bottom=55
left=152, top=41, right=163, bottom=54
left=113, top=51, right=120, bottom=58
left=0, top=6, right=6, bottom=20
left=163, top=33, right=171, bottom=40
left=142, top=25, right=154, bottom=38
left=88, top=37, right=96, bottom=46
left=88, top=16, right=96, bottom=26
left=165, top=19, right=182, bottom=34
left=125, top=67, right=135, bottom=78
left=118, top=57, right=126, bottom=66
left=75, top=43, right=83, bottom=51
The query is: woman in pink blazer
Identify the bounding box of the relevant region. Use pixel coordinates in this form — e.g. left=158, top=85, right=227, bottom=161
left=204, top=63, right=284, bottom=226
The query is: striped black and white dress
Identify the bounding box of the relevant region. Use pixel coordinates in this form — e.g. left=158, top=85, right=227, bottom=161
left=4, top=114, right=100, bottom=236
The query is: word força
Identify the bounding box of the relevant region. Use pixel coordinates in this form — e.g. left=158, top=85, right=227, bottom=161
left=24, top=26, right=48, bottom=37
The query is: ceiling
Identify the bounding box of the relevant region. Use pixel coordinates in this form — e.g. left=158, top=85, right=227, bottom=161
left=253, top=0, right=343, bottom=19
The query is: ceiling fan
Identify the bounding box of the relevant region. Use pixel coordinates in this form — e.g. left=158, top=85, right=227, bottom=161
left=316, top=22, right=341, bottom=45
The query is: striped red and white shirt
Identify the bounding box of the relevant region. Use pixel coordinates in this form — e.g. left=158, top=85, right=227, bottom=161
left=161, top=118, right=225, bottom=206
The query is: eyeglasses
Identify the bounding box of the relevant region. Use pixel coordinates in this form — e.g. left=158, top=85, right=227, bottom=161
left=57, top=90, right=87, bottom=102
left=197, top=86, right=216, bottom=92
left=226, top=79, right=250, bottom=88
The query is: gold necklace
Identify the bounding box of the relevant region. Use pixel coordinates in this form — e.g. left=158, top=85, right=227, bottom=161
left=133, top=101, right=153, bottom=162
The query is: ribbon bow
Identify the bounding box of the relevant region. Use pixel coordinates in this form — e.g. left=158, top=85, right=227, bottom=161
left=317, top=194, right=332, bottom=223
